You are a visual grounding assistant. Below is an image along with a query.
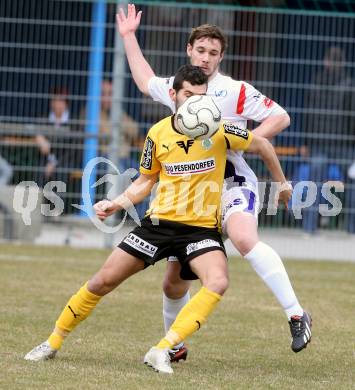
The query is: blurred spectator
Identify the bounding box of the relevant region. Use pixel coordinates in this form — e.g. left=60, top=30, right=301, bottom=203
left=34, top=87, right=81, bottom=214
left=92, top=79, right=146, bottom=217
left=80, top=79, right=142, bottom=172
left=78, top=80, right=145, bottom=217
left=296, top=46, right=355, bottom=233
left=0, top=154, right=13, bottom=185
left=35, top=87, right=74, bottom=186
left=96, top=78, right=113, bottom=162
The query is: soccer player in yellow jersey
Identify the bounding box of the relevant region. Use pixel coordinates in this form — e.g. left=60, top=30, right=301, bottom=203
left=117, top=6, right=311, bottom=359
left=24, top=65, right=292, bottom=374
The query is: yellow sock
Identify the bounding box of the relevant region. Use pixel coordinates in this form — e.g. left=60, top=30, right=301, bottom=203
left=156, top=286, right=222, bottom=349
left=48, top=327, right=69, bottom=350
left=47, top=282, right=101, bottom=350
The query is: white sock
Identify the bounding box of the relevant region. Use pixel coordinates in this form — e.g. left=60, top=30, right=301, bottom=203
left=163, top=291, right=190, bottom=349
left=244, top=241, right=303, bottom=320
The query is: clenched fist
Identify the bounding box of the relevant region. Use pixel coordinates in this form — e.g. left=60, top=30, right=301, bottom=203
left=276, top=182, right=293, bottom=209
left=93, top=199, right=119, bottom=221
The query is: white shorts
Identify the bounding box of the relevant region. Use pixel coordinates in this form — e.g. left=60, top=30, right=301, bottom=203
left=221, top=185, right=259, bottom=233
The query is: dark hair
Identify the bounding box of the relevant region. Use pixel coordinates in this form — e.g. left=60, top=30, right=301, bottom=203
left=50, top=86, right=69, bottom=103
left=173, top=64, right=208, bottom=92
left=188, top=24, right=227, bottom=54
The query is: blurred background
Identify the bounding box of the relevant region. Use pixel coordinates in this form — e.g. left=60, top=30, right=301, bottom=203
left=0, top=0, right=354, bottom=260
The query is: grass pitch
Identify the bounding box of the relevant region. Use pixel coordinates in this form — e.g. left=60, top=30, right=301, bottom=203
left=0, top=244, right=354, bottom=390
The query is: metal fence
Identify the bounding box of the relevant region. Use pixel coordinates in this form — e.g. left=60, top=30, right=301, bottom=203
left=0, top=1, right=354, bottom=249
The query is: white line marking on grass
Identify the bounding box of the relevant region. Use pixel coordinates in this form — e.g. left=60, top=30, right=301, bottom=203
left=0, top=254, right=73, bottom=262
left=0, top=254, right=35, bottom=261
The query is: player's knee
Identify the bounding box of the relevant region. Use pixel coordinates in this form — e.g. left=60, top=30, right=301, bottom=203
left=162, top=276, right=189, bottom=299
left=88, top=274, right=117, bottom=296
left=230, top=232, right=257, bottom=256
left=205, top=274, right=229, bottom=295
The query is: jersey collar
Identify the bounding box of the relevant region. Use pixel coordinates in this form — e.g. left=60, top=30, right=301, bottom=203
left=170, top=115, right=182, bottom=136
left=208, top=72, right=222, bottom=87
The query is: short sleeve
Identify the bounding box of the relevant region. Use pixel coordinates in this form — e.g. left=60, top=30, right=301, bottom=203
left=139, top=131, right=161, bottom=175
left=237, top=82, right=287, bottom=122
left=148, top=76, right=175, bottom=112
left=222, top=122, right=253, bottom=151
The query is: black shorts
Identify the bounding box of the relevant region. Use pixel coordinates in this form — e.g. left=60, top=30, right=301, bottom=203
left=118, top=217, right=226, bottom=280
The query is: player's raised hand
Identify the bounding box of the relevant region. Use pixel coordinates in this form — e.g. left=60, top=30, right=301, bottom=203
left=276, top=182, right=293, bottom=209
left=94, top=199, right=119, bottom=220
left=116, top=3, right=142, bottom=38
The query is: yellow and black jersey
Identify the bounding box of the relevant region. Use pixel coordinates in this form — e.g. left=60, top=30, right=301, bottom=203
left=140, top=116, right=253, bottom=229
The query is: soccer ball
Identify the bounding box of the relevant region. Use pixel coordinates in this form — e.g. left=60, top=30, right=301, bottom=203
left=176, top=95, right=221, bottom=140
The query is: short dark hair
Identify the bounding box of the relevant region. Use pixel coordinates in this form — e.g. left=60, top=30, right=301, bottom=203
left=50, top=86, right=69, bottom=103
left=173, top=64, right=208, bottom=92
left=188, top=24, right=227, bottom=54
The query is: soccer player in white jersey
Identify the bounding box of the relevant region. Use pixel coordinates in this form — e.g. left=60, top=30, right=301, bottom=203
left=117, top=4, right=312, bottom=357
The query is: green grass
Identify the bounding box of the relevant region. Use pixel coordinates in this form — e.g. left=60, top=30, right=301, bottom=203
left=0, top=244, right=354, bottom=389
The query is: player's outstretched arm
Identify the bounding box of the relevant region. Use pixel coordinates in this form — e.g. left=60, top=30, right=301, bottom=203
left=246, top=135, right=292, bottom=208
left=252, top=113, right=290, bottom=139
left=94, top=173, right=158, bottom=220
left=116, top=3, right=155, bottom=95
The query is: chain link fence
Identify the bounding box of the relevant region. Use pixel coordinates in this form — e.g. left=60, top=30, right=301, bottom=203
left=0, top=1, right=354, bottom=256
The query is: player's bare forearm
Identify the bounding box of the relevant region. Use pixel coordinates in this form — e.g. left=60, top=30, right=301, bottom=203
left=247, top=136, right=287, bottom=184
left=260, top=144, right=287, bottom=184
left=113, top=173, right=157, bottom=208
left=252, top=113, right=290, bottom=139
left=94, top=173, right=157, bottom=220
left=246, top=136, right=292, bottom=208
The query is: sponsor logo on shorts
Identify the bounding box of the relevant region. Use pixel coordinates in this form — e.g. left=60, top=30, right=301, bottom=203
left=141, top=137, right=154, bottom=170
left=163, top=158, right=215, bottom=176
left=123, top=233, right=158, bottom=257
left=223, top=123, right=249, bottom=140
left=222, top=202, right=234, bottom=218
left=222, top=198, right=242, bottom=219
left=186, top=239, right=221, bottom=255
left=222, top=188, right=257, bottom=221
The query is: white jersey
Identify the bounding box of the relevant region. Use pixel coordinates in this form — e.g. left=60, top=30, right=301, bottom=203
left=148, top=72, right=287, bottom=191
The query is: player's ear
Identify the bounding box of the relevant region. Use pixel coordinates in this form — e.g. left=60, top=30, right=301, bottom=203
left=186, top=43, right=192, bottom=58
left=219, top=52, right=224, bottom=63
left=169, top=88, right=176, bottom=102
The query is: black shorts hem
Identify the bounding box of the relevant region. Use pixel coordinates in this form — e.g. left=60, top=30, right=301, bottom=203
left=180, top=246, right=226, bottom=281
left=118, top=242, right=151, bottom=268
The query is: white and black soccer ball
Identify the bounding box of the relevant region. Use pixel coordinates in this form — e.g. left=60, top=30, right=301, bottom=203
left=176, top=95, right=221, bottom=140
